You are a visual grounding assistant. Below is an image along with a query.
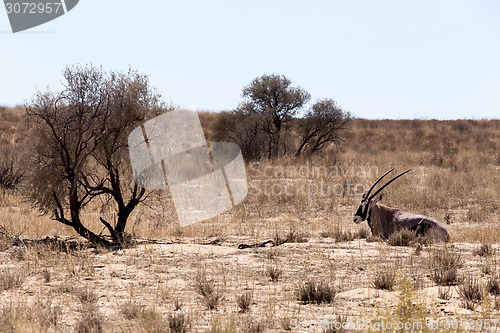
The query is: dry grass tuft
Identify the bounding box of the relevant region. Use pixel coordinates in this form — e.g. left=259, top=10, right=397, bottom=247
left=429, top=247, right=462, bottom=286
left=296, top=280, right=335, bottom=304
left=241, top=316, right=265, bottom=333
left=481, top=262, right=493, bottom=275
left=167, top=312, right=191, bottom=333
left=119, top=300, right=144, bottom=320
left=0, top=300, right=62, bottom=331
left=76, top=287, right=100, bottom=305
left=431, top=267, right=459, bottom=287
left=322, top=314, right=350, bottom=333
left=387, top=229, right=417, bottom=247
left=32, top=299, right=63, bottom=329
left=120, top=301, right=168, bottom=332
left=285, top=230, right=309, bottom=243
left=473, top=243, right=494, bottom=257
left=438, top=287, right=453, bottom=300
left=321, top=225, right=370, bottom=242
left=173, top=297, right=183, bottom=311
left=236, top=293, right=253, bottom=313
left=486, top=275, right=500, bottom=296
left=356, top=227, right=370, bottom=239
left=267, top=265, right=282, bottom=282
left=458, top=274, right=485, bottom=310
left=76, top=304, right=104, bottom=333
left=0, top=302, right=31, bottom=332
left=193, top=270, right=224, bottom=310
left=279, top=317, right=292, bottom=331
left=0, top=267, right=26, bottom=292
left=373, top=267, right=397, bottom=291
left=206, top=315, right=237, bottom=333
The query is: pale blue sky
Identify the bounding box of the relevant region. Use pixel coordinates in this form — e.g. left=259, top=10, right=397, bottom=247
left=1, top=0, right=499, bottom=119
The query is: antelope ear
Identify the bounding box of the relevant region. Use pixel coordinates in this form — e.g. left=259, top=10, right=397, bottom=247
left=374, top=194, right=383, bottom=203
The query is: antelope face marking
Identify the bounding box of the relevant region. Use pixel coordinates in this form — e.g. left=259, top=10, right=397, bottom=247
left=353, top=198, right=369, bottom=223
left=352, top=168, right=411, bottom=224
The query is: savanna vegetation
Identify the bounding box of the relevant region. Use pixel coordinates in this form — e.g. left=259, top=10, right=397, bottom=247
left=0, top=66, right=499, bottom=332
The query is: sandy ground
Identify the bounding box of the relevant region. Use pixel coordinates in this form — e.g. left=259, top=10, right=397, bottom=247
left=1, top=233, right=499, bottom=332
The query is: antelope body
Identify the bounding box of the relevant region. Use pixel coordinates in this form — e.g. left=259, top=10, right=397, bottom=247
left=353, top=168, right=449, bottom=242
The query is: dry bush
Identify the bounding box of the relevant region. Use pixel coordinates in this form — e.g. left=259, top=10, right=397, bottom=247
left=25, top=65, right=166, bottom=248
left=75, top=281, right=104, bottom=333
left=431, top=247, right=463, bottom=268
left=211, top=111, right=268, bottom=160
left=373, top=267, right=397, bottom=291
left=458, top=274, right=485, bottom=310
left=296, top=280, right=335, bottom=304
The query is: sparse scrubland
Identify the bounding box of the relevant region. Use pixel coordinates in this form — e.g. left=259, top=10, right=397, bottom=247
left=1, top=104, right=500, bottom=332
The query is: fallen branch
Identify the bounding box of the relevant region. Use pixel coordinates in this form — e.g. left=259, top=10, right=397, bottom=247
left=238, top=238, right=288, bottom=249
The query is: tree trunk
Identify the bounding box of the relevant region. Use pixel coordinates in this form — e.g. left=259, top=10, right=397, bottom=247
left=73, top=222, right=113, bottom=248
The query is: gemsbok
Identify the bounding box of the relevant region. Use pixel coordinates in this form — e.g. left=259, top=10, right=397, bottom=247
left=353, top=168, right=449, bottom=241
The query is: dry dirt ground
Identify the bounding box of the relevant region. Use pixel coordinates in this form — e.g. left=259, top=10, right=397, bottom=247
left=1, top=219, right=499, bottom=332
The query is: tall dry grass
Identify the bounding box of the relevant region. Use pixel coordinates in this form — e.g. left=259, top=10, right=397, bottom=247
left=0, top=107, right=499, bottom=243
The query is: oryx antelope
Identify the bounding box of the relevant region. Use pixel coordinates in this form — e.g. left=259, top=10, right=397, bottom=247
left=353, top=168, right=449, bottom=241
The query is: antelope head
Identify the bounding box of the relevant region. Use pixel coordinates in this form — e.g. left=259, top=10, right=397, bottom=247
left=353, top=167, right=411, bottom=223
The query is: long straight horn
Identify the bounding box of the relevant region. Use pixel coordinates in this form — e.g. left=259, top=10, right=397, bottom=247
left=368, top=169, right=412, bottom=201
left=364, top=167, right=395, bottom=199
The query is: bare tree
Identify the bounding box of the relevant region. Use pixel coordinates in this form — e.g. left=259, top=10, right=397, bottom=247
left=26, top=65, right=165, bottom=248
left=241, top=74, right=310, bottom=158
left=295, top=99, right=350, bottom=157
